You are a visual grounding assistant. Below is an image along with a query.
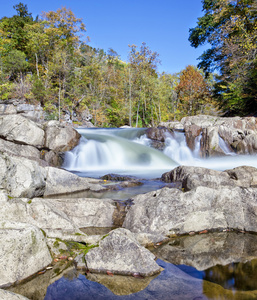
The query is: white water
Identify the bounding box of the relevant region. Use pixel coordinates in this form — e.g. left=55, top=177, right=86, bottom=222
left=63, top=128, right=257, bottom=178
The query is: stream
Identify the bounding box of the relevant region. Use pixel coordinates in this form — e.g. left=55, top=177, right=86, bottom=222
left=8, top=127, right=257, bottom=299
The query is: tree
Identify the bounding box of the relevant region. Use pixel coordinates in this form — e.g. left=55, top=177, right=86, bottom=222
left=128, top=42, right=161, bottom=126
left=189, top=0, right=257, bottom=115
left=176, top=65, right=213, bottom=116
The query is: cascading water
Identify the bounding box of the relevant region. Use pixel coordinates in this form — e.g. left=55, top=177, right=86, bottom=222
left=63, top=127, right=257, bottom=179
left=63, top=128, right=178, bottom=178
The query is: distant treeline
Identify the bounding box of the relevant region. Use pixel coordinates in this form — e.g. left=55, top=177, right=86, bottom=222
left=0, top=1, right=256, bottom=127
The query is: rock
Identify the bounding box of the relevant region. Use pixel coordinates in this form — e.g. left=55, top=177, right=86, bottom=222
left=86, top=272, right=158, bottom=296
left=225, top=165, right=257, bottom=187
left=16, top=104, right=44, bottom=122
left=0, top=114, right=45, bottom=148
left=85, top=228, right=162, bottom=276
left=159, top=120, right=184, bottom=130
left=44, top=167, right=105, bottom=196
left=146, top=127, right=173, bottom=142
left=0, top=153, right=46, bottom=198
left=123, top=186, right=257, bottom=235
left=235, top=133, right=257, bottom=154
left=162, top=165, right=235, bottom=191
left=43, top=197, right=116, bottom=228
left=0, top=139, right=41, bottom=160
left=184, top=124, right=201, bottom=151
left=0, top=289, right=29, bottom=300
left=0, top=221, right=52, bottom=287
left=74, top=253, right=86, bottom=270
left=0, top=104, right=17, bottom=115
left=44, top=121, right=80, bottom=152
left=153, top=232, right=257, bottom=271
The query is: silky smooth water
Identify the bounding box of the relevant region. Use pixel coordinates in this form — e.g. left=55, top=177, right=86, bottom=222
left=63, top=128, right=257, bottom=178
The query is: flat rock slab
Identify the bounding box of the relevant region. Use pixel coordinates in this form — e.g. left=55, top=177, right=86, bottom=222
left=85, top=228, right=162, bottom=276
left=0, top=221, right=52, bottom=287
left=44, top=167, right=105, bottom=196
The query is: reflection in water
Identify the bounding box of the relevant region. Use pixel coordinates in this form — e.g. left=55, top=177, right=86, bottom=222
left=6, top=233, right=257, bottom=300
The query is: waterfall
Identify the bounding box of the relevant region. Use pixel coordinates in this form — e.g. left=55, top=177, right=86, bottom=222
left=218, top=135, right=236, bottom=155
left=63, top=128, right=178, bottom=178
left=63, top=127, right=257, bottom=178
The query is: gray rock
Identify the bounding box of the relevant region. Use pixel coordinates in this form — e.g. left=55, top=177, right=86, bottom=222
left=44, top=121, right=80, bottom=152
left=0, top=289, right=29, bottom=300
left=43, top=197, right=116, bottom=228
left=85, top=228, right=162, bottom=276
left=0, top=114, right=45, bottom=147
left=16, top=104, right=44, bottom=122
left=0, top=221, right=52, bottom=287
left=162, top=165, right=235, bottom=191
left=0, top=104, right=17, bottom=115
left=0, top=139, right=40, bottom=160
left=44, top=167, right=105, bottom=196
left=123, top=186, right=257, bottom=235
left=225, top=165, right=257, bottom=187
left=0, top=153, right=46, bottom=198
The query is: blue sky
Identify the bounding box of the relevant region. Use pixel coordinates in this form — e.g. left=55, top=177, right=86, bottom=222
left=1, top=0, right=207, bottom=74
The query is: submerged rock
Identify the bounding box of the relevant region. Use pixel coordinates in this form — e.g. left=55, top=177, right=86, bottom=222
left=85, top=228, right=162, bottom=276
left=153, top=232, right=257, bottom=271
left=0, top=221, right=52, bottom=287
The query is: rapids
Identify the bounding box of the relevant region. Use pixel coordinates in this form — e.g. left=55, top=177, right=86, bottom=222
left=63, top=127, right=257, bottom=179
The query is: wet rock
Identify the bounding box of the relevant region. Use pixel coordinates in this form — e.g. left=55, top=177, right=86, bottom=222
left=0, top=221, right=52, bottom=287
left=0, top=289, right=29, bottom=300
left=86, top=272, right=158, bottom=296
left=44, top=167, right=105, bottom=196
left=146, top=127, right=173, bottom=142
left=184, top=124, right=202, bottom=151
left=0, top=114, right=45, bottom=148
left=152, top=232, right=257, bottom=271
left=161, top=165, right=235, bottom=191
left=123, top=186, right=257, bottom=235
left=101, top=174, right=138, bottom=181
left=85, top=228, right=162, bottom=276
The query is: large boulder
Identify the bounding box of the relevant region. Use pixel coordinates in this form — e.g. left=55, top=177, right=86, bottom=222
left=123, top=186, right=257, bottom=235
left=0, top=153, right=46, bottom=198
left=44, top=121, right=80, bottom=152
left=162, top=165, right=257, bottom=190
left=85, top=228, right=162, bottom=276
left=0, top=221, right=52, bottom=287
left=0, top=114, right=45, bottom=148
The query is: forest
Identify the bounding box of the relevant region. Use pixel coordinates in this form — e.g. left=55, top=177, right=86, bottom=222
left=0, top=0, right=256, bottom=127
